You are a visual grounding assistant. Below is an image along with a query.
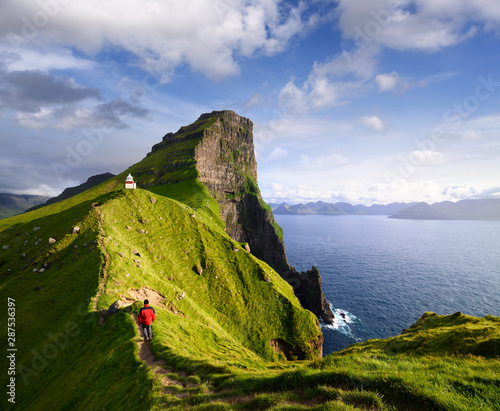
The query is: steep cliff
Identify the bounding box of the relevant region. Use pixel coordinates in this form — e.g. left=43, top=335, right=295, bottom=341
left=144, top=110, right=334, bottom=324
left=193, top=111, right=334, bottom=323
left=193, top=111, right=290, bottom=273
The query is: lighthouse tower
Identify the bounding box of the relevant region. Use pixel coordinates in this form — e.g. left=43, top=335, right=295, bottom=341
left=125, top=173, right=136, bottom=189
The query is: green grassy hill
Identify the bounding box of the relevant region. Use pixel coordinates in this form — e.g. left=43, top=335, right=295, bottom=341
left=1, top=111, right=499, bottom=410
left=0, top=181, right=323, bottom=410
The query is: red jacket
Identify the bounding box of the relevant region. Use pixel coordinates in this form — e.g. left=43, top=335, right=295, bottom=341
left=138, top=304, right=156, bottom=325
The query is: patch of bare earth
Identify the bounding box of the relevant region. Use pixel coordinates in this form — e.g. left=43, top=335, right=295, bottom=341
left=128, top=286, right=166, bottom=306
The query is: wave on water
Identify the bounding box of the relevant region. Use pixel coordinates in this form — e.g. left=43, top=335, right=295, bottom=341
left=321, top=305, right=362, bottom=341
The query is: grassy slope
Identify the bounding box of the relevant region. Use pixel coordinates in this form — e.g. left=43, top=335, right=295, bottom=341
left=0, top=115, right=215, bottom=232
left=2, top=186, right=498, bottom=410
left=0, top=204, right=24, bottom=220
left=0, top=191, right=153, bottom=410
left=198, top=312, right=499, bottom=410
left=0, top=184, right=321, bottom=410
left=98, top=188, right=319, bottom=363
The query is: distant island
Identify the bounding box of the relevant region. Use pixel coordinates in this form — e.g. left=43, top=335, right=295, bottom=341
left=269, top=199, right=500, bottom=221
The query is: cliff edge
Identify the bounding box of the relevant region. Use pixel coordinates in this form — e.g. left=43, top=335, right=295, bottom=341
left=149, top=110, right=334, bottom=324
left=194, top=111, right=289, bottom=273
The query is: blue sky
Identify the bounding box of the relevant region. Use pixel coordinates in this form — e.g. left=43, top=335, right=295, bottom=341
left=1, top=0, right=499, bottom=205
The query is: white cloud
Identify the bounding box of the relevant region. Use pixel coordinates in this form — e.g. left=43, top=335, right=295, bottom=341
left=0, top=0, right=315, bottom=81
left=4, top=47, right=96, bottom=72
left=435, top=112, right=500, bottom=142
left=464, top=112, right=500, bottom=130
left=263, top=179, right=500, bottom=206
left=278, top=81, right=308, bottom=115
left=335, top=0, right=488, bottom=52
left=360, top=115, right=387, bottom=132
left=418, top=71, right=460, bottom=87
left=375, top=72, right=398, bottom=92
left=279, top=44, right=380, bottom=114
left=267, top=147, right=289, bottom=161
left=14, top=108, right=52, bottom=129
left=441, top=185, right=478, bottom=199
left=307, top=78, right=339, bottom=110
left=271, top=182, right=284, bottom=191
left=8, top=184, right=61, bottom=197
left=443, top=129, right=486, bottom=141
left=263, top=185, right=341, bottom=204
left=314, top=42, right=380, bottom=81
left=254, top=116, right=355, bottom=147
left=242, top=94, right=264, bottom=109
left=300, top=152, right=349, bottom=170
left=367, top=179, right=443, bottom=202
left=374, top=71, right=411, bottom=93
left=408, top=150, right=445, bottom=165
left=278, top=0, right=500, bottom=115
left=277, top=0, right=500, bottom=117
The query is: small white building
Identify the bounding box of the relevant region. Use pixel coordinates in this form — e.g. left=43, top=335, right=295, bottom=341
left=125, top=173, right=136, bottom=189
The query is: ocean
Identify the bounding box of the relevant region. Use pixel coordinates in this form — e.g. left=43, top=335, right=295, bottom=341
left=274, top=214, right=500, bottom=355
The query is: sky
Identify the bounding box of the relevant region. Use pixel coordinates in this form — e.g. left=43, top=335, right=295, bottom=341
left=1, top=0, right=500, bottom=206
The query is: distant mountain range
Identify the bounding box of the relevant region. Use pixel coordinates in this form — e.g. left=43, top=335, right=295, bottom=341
left=43, top=172, right=116, bottom=206
left=25, top=172, right=116, bottom=213
left=389, top=199, right=500, bottom=220
left=0, top=173, right=116, bottom=219
left=269, top=199, right=500, bottom=220
left=0, top=193, right=49, bottom=219
left=269, top=201, right=416, bottom=216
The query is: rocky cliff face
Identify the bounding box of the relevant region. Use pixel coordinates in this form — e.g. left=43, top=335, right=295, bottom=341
left=193, top=111, right=290, bottom=273
left=144, top=110, right=334, bottom=325
left=192, top=111, right=334, bottom=324
left=284, top=267, right=335, bottom=324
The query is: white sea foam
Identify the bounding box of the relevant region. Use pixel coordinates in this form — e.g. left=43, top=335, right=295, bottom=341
left=321, top=304, right=361, bottom=340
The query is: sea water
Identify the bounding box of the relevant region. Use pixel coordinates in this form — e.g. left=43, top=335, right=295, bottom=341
left=275, top=215, right=500, bottom=355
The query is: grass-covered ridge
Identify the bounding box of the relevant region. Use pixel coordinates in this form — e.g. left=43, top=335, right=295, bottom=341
left=97, top=189, right=321, bottom=362
left=0, top=186, right=321, bottom=409
left=342, top=311, right=500, bottom=358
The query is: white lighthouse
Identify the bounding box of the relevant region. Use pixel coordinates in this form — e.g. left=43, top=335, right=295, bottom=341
left=125, top=173, right=136, bottom=189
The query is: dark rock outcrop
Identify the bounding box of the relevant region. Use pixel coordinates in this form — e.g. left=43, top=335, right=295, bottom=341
left=284, top=266, right=335, bottom=325
left=106, top=300, right=128, bottom=318
left=270, top=333, right=324, bottom=359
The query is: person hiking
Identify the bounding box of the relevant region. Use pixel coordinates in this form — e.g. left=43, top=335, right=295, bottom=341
left=138, top=299, right=156, bottom=342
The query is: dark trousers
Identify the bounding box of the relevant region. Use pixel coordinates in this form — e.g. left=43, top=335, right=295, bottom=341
left=141, top=323, right=152, bottom=339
